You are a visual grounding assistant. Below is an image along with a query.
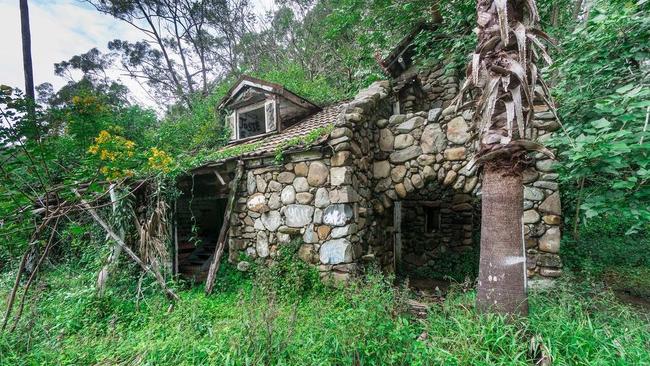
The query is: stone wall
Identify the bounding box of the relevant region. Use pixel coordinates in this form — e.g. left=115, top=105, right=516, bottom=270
left=227, top=61, right=563, bottom=280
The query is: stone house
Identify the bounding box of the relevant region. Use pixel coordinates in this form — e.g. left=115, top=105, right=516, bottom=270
left=173, top=46, right=563, bottom=283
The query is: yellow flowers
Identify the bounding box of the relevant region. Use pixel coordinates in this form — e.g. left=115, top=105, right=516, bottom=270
left=87, top=129, right=174, bottom=180
left=148, top=147, right=173, bottom=173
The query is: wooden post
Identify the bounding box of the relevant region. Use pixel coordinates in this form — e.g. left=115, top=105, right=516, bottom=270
left=205, top=160, right=244, bottom=295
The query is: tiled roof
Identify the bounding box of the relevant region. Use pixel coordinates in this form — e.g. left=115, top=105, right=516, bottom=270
left=205, top=101, right=345, bottom=165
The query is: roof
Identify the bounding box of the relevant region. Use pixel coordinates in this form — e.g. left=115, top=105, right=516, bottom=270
left=197, top=102, right=345, bottom=168
left=218, top=74, right=321, bottom=112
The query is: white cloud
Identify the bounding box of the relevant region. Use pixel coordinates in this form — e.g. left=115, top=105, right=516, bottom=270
left=0, top=0, right=154, bottom=108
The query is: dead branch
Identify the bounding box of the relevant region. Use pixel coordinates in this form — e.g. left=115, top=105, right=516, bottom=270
left=9, top=216, right=60, bottom=332
left=205, top=160, right=244, bottom=295
left=74, top=190, right=179, bottom=302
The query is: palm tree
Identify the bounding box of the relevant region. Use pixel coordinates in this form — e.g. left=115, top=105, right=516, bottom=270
left=454, top=0, right=556, bottom=315
left=20, top=0, right=35, bottom=102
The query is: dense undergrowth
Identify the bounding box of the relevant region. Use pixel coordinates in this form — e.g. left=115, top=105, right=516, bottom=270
left=1, top=242, right=649, bottom=366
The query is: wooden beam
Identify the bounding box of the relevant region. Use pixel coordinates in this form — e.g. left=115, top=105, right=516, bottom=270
left=204, top=160, right=245, bottom=295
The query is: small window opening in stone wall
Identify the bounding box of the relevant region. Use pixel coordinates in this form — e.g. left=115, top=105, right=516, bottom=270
left=238, top=104, right=265, bottom=139
left=424, top=206, right=440, bottom=233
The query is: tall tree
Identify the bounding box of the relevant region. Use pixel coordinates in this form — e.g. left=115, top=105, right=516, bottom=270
left=454, top=0, right=556, bottom=315
left=19, top=0, right=34, bottom=102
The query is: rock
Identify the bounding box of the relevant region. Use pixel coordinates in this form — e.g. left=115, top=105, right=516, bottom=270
left=443, top=170, right=458, bottom=186
left=524, top=186, right=545, bottom=201
left=281, top=185, right=296, bottom=205
left=293, top=177, right=309, bottom=192
left=428, top=108, right=442, bottom=123
left=543, top=215, right=561, bottom=225
left=307, top=162, right=329, bottom=186
left=303, top=225, right=319, bottom=244
left=532, top=119, right=560, bottom=131
left=331, top=151, right=352, bottom=166
left=411, top=174, right=424, bottom=189
left=313, top=208, right=323, bottom=223
left=395, top=183, right=407, bottom=198
left=523, top=209, right=541, bottom=224
left=246, top=172, right=256, bottom=195
left=294, top=162, right=308, bottom=177
left=331, top=127, right=353, bottom=139
left=444, top=147, right=466, bottom=161
left=537, top=253, right=562, bottom=268
left=237, top=261, right=251, bottom=271
left=320, top=239, right=353, bottom=264
left=277, top=172, right=295, bottom=184
left=389, top=166, right=406, bottom=183
left=376, top=119, right=388, bottom=128
left=540, top=268, right=562, bottom=277
left=330, top=167, right=352, bottom=186
left=441, top=105, right=455, bottom=116
left=522, top=168, right=539, bottom=184
left=394, top=134, right=415, bottom=149
left=379, top=128, right=394, bottom=151
left=284, top=204, right=314, bottom=227
left=296, top=192, right=314, bottom=204
left=538, top=192, right=561, bottom=215
left=539, top=227, right=560, bottom=253
left=261, top=210, right=282, bottom=231
left=317, top=225, right=331, bottom=240
left=323, top=204, right=354, bottom=226
left=329, top=186, right=359, bottom=203
left=534, top=111, right=554, bottom=120
left=314, top=187, right=330, bottom=208
left=534, top=181, right=559, bottom=190
left=446, top=117, right=470, bottom=144
left=331, top=224, right=357, bottom=239
left=268, top=180, right=282, bottom=192
left=422, top=166, right=435, bottom=180
left=298, top=244, right=315, bottom=262
left=523, top=200, right=534, bottom=210
left=255, top=175, right=267, bottom=193
left=397, top=117, right=424, bottom=133
left=268, top=192, right=281, bottom=210
left=463, top=176, right=478, bottom=193
left=417, top=154, right=435, bottom=166
left=256, top=231, right=269, bottom=257
left=389, top=114, right=406, bottom=125
left=247, top=193, right=268, bottom=213
left=404, top=177, right=414, bottom=192
left=373, top=160, right=391, bottom=178
left=420, top=123, right=446, bottom=154
left=535, top=159, right=557, bottom=172
left=390, top=146, right=422, bottom=163
left=254, top=218, right=264, bottom=230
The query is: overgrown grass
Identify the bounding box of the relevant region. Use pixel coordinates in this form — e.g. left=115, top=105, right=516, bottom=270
left=1, top=252, right=649, bottom=365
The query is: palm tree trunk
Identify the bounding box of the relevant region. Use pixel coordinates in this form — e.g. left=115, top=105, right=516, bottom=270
left=19, top=0, right=34, bottom=101
left=477, top=165, right=528, bottom=316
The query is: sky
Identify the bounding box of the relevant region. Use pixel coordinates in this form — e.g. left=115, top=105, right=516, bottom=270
left=0, top=0, right=275, bottom=110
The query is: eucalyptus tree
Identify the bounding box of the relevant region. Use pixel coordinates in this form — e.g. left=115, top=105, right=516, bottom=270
left=453, top=0, right=556, bottom=315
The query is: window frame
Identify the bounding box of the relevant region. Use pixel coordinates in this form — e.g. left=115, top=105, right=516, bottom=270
left=229, top=99, right=277, bottom=141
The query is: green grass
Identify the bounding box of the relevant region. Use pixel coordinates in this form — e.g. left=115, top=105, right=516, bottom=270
left=1, top=260, right=649, bottom=366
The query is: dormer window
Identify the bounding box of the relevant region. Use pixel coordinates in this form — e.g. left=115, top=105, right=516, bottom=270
left=220, top=75, right=321, bottom=142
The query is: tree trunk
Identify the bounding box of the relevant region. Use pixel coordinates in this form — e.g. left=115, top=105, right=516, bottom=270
left=19, top=0, right=34, bottom=101
left=476, top=165, right=528, bottom=316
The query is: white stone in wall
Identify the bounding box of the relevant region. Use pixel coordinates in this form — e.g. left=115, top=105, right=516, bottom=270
left=322, top=204, right=354, bottom=226
left=428, top=108, right=442, bottom=123
left=330, top=167, right=352, bottom=186
left=293, top=177, right=309, bottom=192
left=261, top=210, right=282, bottom=232
left=446, top=117, right=470, bottom=144
left=319, top=239, right=353, bottom=264
left=523, top=209, right=541, bottom=224
left=379, top=129, right=394, bottom=151
left=390, top=146, right=422, bottom=163
left=539, top=227, right=561, bottom=253
left=255, top=175, right=267, bottom=193
left=246, top=193, right=268, bottom=213
left=394, top=134, right=415, bottom=149
left=314, top=188, right=330, bottom=208
left=303, top=224, right=319, bottom=244
left=281, top=185, right=296, bottom=205
left=535, top=159, right=557, bottom=172
left=256, top=231, right=269, bottom=258
left=524, top=186, right=545, bottom=201
left=538, top=192, right=561, bottom=216
left=373, top=161, right=391, bottom=179
left=247, top=171, right=256, bottom=195
left=331, top=224, right=357, bottom=239
left=254, top=218, right=264, bottom=230
left=284, top=204, right=315, bottom=228
left=268, top=192, right=281, bottom=209
left=396, top=116, right=424, bottom=133
left=420, top=123, right=446, bottom=154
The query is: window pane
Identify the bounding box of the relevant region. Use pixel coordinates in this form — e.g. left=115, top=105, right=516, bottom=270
left=238, top=106, right=265, bottom=138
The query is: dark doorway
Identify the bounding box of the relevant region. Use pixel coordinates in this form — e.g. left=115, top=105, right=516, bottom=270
left=175, top=172, right=229, bottom=282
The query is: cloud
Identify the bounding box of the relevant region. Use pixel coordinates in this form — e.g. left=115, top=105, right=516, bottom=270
left=0, top=0, right=152, bottom=107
